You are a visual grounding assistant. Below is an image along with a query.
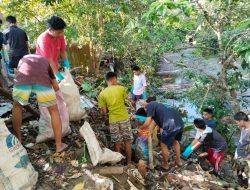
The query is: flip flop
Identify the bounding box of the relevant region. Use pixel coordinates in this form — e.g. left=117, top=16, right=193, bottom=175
left=169, top=161, right=183, bottom=168
left=155, top=165, right=170, bottom=172
left=56, top=143, right=68, bottom=153
left=175, top=161, right=183, bottom=167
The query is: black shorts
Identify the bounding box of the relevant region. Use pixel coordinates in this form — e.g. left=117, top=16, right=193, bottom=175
left=10, top=56, right=24, bottom=68
left=132, top=93, right=143, bottom=101
left=161, top=129, right=183, bottom=148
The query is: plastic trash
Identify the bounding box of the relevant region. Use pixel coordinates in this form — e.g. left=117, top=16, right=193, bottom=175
left=79, top=122, right=124, bottom=166
left=59, top=69, right=88, bottom=121
left=36, top=90, right=71, bottom=143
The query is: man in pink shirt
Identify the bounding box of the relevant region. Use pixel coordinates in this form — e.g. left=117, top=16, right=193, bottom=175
left=36, top=16, right=70, bottom=81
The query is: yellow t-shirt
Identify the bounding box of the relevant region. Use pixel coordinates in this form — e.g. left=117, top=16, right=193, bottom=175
left=98, top=85, right=129, bottom=123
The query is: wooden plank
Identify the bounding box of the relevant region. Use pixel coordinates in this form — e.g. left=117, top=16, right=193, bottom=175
left=96, top=166, right=124, bottom=175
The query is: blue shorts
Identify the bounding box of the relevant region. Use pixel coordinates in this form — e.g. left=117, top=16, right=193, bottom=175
left=161, top=129, right=183, bottom=148
left=132, top=93, right=143, bottom=101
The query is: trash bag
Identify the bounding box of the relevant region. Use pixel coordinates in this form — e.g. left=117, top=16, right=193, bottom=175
left=99, top=148, right=125, bottom=165
left=135, top=129, right=150, bottom=163
left=0, top=120, right=38, bottom=190
left=79, top=122, right=124, bottom=166
left=36, top=89, right=71, bottom=143
left=59, top=69, right=87, bottom=121
left=83, top=169, right=114, bottom=190
left=136, top=99, right=146, bottom=111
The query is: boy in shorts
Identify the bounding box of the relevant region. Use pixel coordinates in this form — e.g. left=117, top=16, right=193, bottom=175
left=182, top=119, right=227, bottom=174
left=140, top=101, right=184, bottom=170
left=12, top=54, right=67, bottom=152
left=98, top=72, right=133, bottom=164
left=131, top=66, right=147, bottom=108
left=233, top=111, right=250, bottom=188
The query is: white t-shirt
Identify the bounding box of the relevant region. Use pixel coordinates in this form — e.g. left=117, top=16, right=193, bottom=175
left=235, top=128, right=250, bottom=159
left=133, top=73, right=147, bottom=95
left=195, top=126, right=212, bottom=140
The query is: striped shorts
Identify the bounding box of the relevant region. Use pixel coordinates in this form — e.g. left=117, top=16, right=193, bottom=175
left=13, top=85, right=57, bottom=107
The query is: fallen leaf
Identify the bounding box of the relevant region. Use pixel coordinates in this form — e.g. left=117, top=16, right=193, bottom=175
left=68, top=173, right=82, bottom=179
left=71, top=160, right=79, bottom=167
left=72, top=182, right=85, bottom=190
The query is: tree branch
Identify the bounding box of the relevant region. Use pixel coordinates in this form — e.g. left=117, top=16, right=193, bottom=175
left=194, top=0, right=217, bottom=32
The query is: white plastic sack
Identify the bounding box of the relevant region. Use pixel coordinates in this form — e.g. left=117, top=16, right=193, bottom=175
left=84, top=169, right=113, bottom=190
left=59, top=69, right=87, bottom=121
left=99, top=148, right=125, bottom=165
left=36, top=89, right=71, bottom=143
left=79, top=122, right=102, bottom=166
left=79, top=122, right=124, bottom=166
left=0, top=120, right=38, bottom=190
left=136, top=99, right=146, bottom=111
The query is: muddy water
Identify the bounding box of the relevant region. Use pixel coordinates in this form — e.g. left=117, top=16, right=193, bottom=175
left=157, top=48, right=208, bottom=122
left=157, top=48, right=250, bottom=120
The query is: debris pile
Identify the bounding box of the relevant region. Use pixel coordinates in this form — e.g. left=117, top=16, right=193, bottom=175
left=0, top=75, right=248, bottom=190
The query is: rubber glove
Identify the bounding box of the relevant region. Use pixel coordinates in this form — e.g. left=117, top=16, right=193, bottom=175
left=130, top=86, right=134, bottom=93
left=55, top=72, right=64, bottom=81
left=142, top=92, right=147, bottom=99
left=163, top=103, right=172, bottom=107
left=135, top=115, right=146, bottom=122
left=64, top=58, right=70, bottom=69
left=182, top=144, right=193, bottom=158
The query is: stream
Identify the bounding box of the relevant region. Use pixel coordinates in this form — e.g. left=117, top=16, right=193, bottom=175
left=157, top=48, right=250, bottom=122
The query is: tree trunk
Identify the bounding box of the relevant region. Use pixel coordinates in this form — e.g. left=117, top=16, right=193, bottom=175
left=220, top=60, right=240, bottom=114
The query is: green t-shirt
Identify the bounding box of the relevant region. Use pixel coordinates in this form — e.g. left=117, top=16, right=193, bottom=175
left=98, top=85, right=129, bottom=123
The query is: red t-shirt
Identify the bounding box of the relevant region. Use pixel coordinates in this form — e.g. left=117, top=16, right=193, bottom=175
left=36, top=31, right=66, bottom=71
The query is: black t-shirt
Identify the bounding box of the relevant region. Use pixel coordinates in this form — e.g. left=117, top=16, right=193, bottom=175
left=135, top=108, right=147, bottom=117
left=0, top=32, right=3, bottom=60
left=196, top=127, right=227, bottom=153
left=0, top=32, right=3, bottom=50
left=3, top=25, right=28, bottom=57
left=146, top=102, right=184, bottom=133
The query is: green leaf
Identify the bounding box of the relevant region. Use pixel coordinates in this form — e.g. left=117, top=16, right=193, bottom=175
left=234, top=44, right=249, bottom=53
left=183, top=124, right=194, bottom=132
left=81, top=83, right=92, bottom=92
left=245, top=51, right=250, bottom=64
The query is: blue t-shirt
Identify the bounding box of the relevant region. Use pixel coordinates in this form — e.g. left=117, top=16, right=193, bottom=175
left=205, top=119, right=216, bottom=129
left=146, top=102, right=184, bottom=133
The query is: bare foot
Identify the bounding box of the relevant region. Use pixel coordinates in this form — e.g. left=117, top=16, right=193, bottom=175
left=56, top=143, right=68, bottom=153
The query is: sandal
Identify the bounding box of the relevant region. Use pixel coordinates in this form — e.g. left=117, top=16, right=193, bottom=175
left=170, top=161, right=183, bottom=168
left=155, top=165, right=170, bottom=172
